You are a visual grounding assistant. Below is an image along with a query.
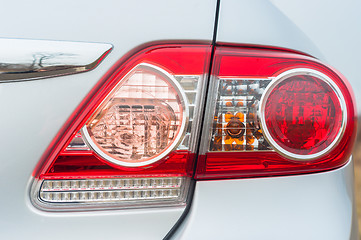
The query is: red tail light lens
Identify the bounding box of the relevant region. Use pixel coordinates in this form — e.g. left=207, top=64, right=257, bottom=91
left=260, top=69, right=345, bottom=159
left=31, top=43, right=211, bottom=210
left=195, top=46, right=356, bottom=180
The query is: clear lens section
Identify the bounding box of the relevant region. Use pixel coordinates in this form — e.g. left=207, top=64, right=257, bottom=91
left=69, top=75, right=200, bottom=153
left=83, top=64, right=189, bottom=167
left=39, top=177, right=185, bottom=204
left=210, top=78, right=272, bottom=151
left=66, top=131, right=89, bottom=151
left=175, top=75, right=200, bottom=150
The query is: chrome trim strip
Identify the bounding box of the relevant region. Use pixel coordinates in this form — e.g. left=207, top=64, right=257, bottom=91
left=0, top=38, right=112, bottom=82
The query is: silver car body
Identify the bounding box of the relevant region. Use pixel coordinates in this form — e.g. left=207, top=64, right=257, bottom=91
left=0, top=0, right=358, bottom=239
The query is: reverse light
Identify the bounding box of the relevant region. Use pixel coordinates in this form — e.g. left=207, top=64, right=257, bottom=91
left=81, top=63, right=188, bottom=167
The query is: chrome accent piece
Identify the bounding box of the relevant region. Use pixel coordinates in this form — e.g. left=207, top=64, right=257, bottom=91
left=0, top=38, right=112, bottom=82
left=258, top=68, right=347, bottom=161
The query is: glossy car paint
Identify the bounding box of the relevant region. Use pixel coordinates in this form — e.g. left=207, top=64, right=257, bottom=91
left=172, top=1, right=359, bottom=239
left=174, top=159, right=357, bottom=240
left=0, top=0, right=358, bottom=239
left=0, top=1, right=216, bottom=239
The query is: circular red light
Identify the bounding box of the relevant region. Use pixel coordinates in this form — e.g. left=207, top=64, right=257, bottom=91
left=260, top=69, right=345, bottom=160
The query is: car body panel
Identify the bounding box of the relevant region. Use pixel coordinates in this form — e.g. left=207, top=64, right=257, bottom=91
left=217, top=0, right=323, bottom=59
left=0, top=1, right=216, bottom=239
left=173, top=159, right=357, bottom=240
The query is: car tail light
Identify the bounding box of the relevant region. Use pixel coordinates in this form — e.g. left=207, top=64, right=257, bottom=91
left=31, top=43, right=356, bottom=211
left=31, top=43, right=211, bottom=211
left=196, top=46, right=356, bottom=179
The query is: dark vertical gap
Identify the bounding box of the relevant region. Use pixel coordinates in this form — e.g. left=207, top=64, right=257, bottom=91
left=191, top=0, right=220, bottom=179
left=190, top=0, right=221, bottom=181
left=163, top=0, right=221, bottom=239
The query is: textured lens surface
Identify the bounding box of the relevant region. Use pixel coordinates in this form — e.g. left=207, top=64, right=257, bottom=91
left=264, top=74, right=342, bottom=155
left=39, top=177, right=185, bottom=203
left=85, top=64, right=186, bottom=166
left=210, top=78, right=272, bottom=151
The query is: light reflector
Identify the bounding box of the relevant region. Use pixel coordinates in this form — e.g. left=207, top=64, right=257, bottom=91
left=38, top=177, right=186, bottom=205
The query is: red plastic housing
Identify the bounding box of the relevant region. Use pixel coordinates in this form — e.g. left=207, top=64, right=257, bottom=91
left=33, top=43, right=211, bottom=180
left=195, top=46, right=356, bottom=180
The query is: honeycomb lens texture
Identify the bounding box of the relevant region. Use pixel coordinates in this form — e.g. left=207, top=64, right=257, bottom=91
left=85, top=65, right=186, bottom=166
left=265, top=75, right=342, bottom=155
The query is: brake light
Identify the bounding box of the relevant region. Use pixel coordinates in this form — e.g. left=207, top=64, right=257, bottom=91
left=31, top=43, right=211, bottom=210
left=195, top=46, right=356, bottom=180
